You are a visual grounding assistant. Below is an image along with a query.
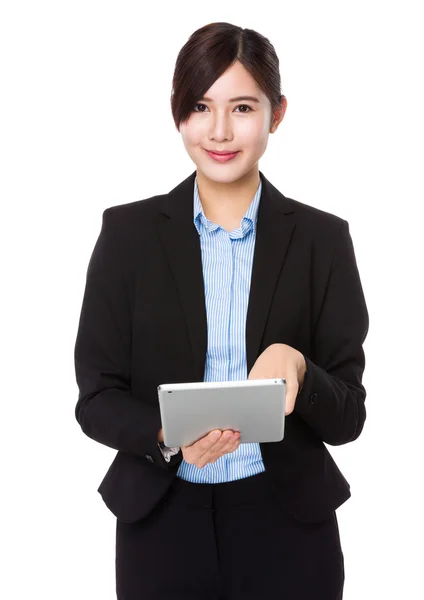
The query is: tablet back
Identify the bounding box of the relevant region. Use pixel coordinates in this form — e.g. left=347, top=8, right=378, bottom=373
left=157, top=378, right=286, bottom=447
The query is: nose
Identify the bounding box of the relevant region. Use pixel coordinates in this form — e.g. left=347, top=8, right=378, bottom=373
left=208, top=111, right=233, bottom=143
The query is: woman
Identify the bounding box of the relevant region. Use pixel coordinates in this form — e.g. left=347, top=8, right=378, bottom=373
left=74, top=22, right=369, bottom=600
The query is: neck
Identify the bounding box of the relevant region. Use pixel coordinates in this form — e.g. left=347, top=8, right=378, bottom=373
left=196, top=167, right=260, bottom=223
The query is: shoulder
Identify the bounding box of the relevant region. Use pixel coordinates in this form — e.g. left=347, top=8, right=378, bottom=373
left=291, top=196, right=346, bottom=227
left=270, top=185, right=348, bottom=253
left=263, top=177, right=353, bottom=265
left=282, top=192, right=347, bottom=236
left=100, top=194, right=167, bottom=239
left=103, top=193, right=166, bottom=221
left=262, top=174, right=347, bottom=237
left=290, top=197, right=348, bottom=254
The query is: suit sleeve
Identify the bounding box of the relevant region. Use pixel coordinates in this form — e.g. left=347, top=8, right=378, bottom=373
left=74, top=208, right=182, bottom=470
left=294, top=219, right=369, bottom=445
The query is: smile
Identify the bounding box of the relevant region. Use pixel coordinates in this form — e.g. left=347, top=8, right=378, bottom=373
left=204, top=149, right=240, bottom=162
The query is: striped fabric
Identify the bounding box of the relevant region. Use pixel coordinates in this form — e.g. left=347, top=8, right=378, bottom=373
left=175, top=174, right=266, bottom=483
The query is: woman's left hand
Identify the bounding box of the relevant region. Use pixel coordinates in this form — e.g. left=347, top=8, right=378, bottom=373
left=247, top=343, right=307, bottom=415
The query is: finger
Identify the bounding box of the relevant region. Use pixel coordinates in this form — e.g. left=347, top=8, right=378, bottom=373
left=208, top=429, right=238, bottom=450
left=208, top=431, right=240, bottom=458
left=184, top=430, right=238, bottom=463
left=197, top=433, right=240, bottom=467
left=219, top=430, right=236, bottom=447
left=181, top=429, right=222, bottom=451
left=284, top=369, right=299, bottom=415
left=184, top=429, right=237, bottom=448
left=202, top=431, right=231, bottom=458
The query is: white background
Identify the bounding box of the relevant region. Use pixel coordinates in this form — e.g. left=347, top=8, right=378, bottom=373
left=1, top=1, right=423, bottom=598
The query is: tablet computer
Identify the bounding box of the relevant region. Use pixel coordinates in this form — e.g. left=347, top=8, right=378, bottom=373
left=157, top=378, right=286, bottom=448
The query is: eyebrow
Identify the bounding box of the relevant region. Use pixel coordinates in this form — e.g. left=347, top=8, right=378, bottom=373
left=198, top=95, right=261, bottom=103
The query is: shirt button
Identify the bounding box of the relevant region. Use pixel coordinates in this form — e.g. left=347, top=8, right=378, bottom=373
left=146, top=455, right=154, bottom=463
left=309, top=393, right=317, bottom=404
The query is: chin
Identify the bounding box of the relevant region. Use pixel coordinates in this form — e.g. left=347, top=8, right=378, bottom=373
left=201, top=163, right=258, bottom=183
left=198, top=167, right=244, bottom=183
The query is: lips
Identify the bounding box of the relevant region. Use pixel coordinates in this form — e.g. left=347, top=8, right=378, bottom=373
left=205, top=149, right=240, bottom=162
left=207, top=150, right=238, bottom=155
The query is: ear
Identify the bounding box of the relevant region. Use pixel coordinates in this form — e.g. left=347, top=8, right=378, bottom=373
left=270, top=95, right=287, bottom=133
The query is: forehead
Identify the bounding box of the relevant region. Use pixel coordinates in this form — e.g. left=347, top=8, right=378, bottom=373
left=201, top=61, right=266, bottom=102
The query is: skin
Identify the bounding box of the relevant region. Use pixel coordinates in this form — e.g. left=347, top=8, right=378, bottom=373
left=178, top=59, right=287, bottom=232
left=158, top=61, right=307, bottom=468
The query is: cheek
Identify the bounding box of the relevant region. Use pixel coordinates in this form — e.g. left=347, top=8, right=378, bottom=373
left=180, top=119, right=205, bottom=145
left=240, top=132, right=268, bottom=153
left=237, top=119, right=269, bottom=147
left=182, top=131, right=203, bottom=150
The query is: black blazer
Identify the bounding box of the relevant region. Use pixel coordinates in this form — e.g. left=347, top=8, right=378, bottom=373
left=74, top=170, right=369, bottom=524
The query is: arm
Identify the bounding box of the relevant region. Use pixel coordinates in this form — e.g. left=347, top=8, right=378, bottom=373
left=294, top=220, right=369, bottom=445
left=74, top=208, right=177, bottom=470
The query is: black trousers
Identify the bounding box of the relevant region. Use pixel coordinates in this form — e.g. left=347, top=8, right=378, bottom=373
left=115, top=470, right=345, bottom=599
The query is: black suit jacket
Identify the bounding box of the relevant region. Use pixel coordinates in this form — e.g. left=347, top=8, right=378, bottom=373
left=74, top=170, right=369, bottom=524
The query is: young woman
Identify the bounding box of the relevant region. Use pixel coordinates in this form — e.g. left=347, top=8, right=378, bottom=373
left=74, top=21, right=369, bottom=600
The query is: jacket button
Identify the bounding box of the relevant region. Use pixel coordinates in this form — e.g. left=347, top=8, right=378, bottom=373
left=309, top=393, right=317, bottom=404
left=146, top=455, right=154, bottom=463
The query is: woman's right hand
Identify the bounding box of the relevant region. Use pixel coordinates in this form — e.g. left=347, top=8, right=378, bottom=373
left=181, top=429, right=240, bottom=468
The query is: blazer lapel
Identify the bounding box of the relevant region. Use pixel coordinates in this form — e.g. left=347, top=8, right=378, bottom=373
left=157, top=170, right=296, bottom=382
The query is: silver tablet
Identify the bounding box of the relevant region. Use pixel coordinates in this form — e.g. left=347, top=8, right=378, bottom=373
left=157, top=378, right=286, bottom=448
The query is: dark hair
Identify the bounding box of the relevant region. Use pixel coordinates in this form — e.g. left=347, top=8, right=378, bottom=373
left=170, top=22, right=284, bottom=131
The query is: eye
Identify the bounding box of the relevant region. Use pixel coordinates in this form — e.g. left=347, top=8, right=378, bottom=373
left=193, top=103, right=208, bottom=112
left=235, top=104, right=253, bottom=113
left=193, top=103, right=253, bottom=113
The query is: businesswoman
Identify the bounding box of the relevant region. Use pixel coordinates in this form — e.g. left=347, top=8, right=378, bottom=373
left=74, top=22, right=369, bottom=600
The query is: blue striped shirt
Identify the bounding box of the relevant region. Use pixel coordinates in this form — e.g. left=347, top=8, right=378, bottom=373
left=175, top=175, right=266, bottom=483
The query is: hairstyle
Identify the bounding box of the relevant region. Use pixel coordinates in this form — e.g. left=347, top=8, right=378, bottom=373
left=170, top=22, right=284, bottom=131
